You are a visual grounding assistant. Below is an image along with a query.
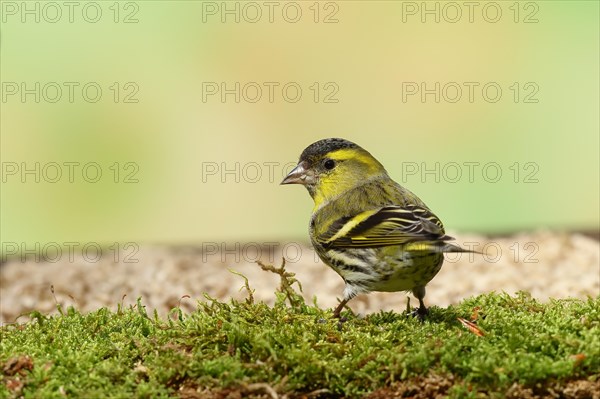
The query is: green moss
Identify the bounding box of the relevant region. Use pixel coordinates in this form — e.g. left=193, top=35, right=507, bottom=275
left=1, top=265, right=598, bottom=398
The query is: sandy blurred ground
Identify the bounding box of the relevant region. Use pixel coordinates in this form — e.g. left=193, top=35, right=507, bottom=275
left=1, top=231, right=598, bottom=325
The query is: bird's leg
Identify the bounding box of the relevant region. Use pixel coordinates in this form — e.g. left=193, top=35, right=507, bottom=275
left=410, top=286, right=429, bottom=321
left=416, top=296, right=429, bottom=319
left=332, top=298, right=350, bottom=319
left=333, top=298, right=351, bottom=331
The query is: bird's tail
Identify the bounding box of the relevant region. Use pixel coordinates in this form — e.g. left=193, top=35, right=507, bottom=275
left=403, top=241, right=484, bottom=255
left=440, top=242, right=484, bottom=254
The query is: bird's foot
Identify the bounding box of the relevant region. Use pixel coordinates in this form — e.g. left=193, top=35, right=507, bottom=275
left=407, top=306, right=429, bottom=322
left=336, top=316, right=348, bottom=331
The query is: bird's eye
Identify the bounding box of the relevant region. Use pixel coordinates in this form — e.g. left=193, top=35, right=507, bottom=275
left=324, top=159, right=336, bottom=170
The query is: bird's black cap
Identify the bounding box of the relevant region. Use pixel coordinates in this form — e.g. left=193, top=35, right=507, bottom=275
left=299, top=138, right=360, bottom=162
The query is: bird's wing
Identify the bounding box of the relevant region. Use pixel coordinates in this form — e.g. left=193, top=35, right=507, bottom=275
left=319, top=205, right=454, bottom=249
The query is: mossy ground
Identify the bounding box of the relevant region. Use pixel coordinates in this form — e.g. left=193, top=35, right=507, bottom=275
left=1, top=262, right=599, bottom=398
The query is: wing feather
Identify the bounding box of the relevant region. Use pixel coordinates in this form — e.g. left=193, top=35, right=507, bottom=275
left=320, top=205, right=454, bottom=249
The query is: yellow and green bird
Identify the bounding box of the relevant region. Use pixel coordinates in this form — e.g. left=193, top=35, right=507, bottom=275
left=282, top=138, right=473, bottom=319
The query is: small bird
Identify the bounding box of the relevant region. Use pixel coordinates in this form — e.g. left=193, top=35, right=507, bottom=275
left=281, top=138, right=473, bottom=319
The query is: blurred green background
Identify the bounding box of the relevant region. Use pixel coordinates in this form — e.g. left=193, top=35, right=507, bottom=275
left=1, top=1, right=599, bottom=249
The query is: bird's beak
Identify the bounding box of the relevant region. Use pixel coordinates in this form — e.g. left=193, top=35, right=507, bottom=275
left=281, top=161, right=313, bottom=185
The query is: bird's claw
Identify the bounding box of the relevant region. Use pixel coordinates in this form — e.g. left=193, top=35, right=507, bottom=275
left=407, top=307, right=429, bottom=322
left=337, top=316, right=347, bottom=331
